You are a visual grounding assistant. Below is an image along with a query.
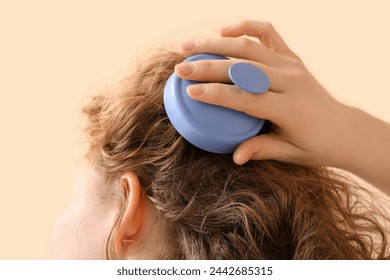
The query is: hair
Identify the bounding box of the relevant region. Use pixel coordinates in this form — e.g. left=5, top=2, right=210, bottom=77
left=82, top=49, right=390, bottom=259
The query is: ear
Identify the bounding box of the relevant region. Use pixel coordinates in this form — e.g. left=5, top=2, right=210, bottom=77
left=114, top=171, right=146, bottom=258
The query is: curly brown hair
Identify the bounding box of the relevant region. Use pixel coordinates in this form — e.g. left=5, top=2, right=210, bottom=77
left=82, top=50, right=389, bottom=259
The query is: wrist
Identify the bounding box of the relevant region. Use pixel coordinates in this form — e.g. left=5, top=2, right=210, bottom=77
left=332, top=105, right=390, bottom=191
left=332, top=105, right=373, bottom=170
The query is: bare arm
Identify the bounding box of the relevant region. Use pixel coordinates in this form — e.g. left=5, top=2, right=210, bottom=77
left=333, top=106, right=390, bottom=194
left=175, top=20, right=390, bottom=194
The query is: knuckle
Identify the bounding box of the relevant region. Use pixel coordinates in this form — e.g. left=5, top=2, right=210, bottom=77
left=285, top=68, right=307, bottom=84
left=238, top=37, right=254, bottom=49
left=263, top=21, right=274, bottom=32
left=288, top=55, right=304, bottom=67
left=200, top=60, right=213, bottom=72
left=201, top=37, right=214, bottom=48
left=205, top=83, right=223, bottom=104
left=289, top=51, right=303, bottom=62
left=240, top=91, right=258, bottom=114
left=215, top=84, right=238, bottom=108
left=282, top=54, right=305, bottom=70
left=236, top=19, right=251, bottom=30
left=294, top=68, right=307, bottom=78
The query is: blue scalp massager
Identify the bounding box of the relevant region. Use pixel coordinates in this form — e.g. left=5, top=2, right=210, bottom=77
left=163, top=54, right=270, bottom=154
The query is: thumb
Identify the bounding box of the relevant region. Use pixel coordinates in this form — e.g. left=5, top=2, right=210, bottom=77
left=233, top=133, right=294, bottom=165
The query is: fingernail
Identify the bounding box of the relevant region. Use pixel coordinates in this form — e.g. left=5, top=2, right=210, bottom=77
left=187, top=84, right=206, bottom=96
left=182, top=41, right=197, bottom=51
left=175, top=62, right=195, bottom=75
left=220, top=24, right=233, bottom=32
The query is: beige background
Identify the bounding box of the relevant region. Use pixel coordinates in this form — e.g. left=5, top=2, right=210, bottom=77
left=1, top=0, right=389, bottom=259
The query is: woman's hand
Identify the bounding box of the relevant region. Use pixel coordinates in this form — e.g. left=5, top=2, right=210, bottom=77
left=175, top=20, right=350, bottom=168
left=175, top=20, right=390, bottom=194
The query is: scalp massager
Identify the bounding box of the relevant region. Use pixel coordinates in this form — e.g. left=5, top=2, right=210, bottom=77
left=163, top=54, right=270, bottom=154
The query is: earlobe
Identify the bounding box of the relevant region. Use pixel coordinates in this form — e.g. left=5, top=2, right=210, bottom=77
left=114, top=172, right=145, bottom=258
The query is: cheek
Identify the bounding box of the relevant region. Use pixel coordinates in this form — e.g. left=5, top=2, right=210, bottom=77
left=50, top=199, right=116, bottom=259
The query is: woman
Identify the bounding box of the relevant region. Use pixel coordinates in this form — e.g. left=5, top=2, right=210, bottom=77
left=51, top=20, right=390, bottom=259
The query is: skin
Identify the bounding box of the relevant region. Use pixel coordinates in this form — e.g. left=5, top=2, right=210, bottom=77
left=52, top=20, right=390, bottom=259
left=50, top=166, right=116, bottom=259
left=51, top=167, right=163, bottom=259
left=175, top=20, right=390, bottom=195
